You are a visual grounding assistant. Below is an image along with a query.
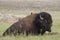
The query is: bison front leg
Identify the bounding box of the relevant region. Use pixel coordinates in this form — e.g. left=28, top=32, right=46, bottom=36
left=35, top=29, right=41, bottom=35
left=26, top=31, right=29, bottom=36
left=31, top=29, right=40, bottom=35
left=41, top=29, right=46, bottom=35
left=25, top=30, right=31, bottom=36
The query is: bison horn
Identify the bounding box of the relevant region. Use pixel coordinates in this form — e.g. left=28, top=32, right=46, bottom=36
left=40, top=15, right=44, bottom=20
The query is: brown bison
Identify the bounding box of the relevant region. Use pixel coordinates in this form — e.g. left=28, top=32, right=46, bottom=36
left=2, top=12, right=53, bottom=36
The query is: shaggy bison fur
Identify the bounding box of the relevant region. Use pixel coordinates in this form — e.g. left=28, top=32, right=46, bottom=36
left=20, top=12, right=53, bottom=35
left=33, top=12, right=53, bottom=35
left=2, top=19, right=24, bottom=36
left=21, top=13, right=40, bottom=35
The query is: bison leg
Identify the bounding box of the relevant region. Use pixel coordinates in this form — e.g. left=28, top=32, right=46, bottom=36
left=26, top=31, right=29, bottom=36
left=25, top=30, right=31, bottom=36
left=41, top=29, right=46, bottom=35
left=31, top=29, right=40, bottom=35
left=34, top=29, right=40, bottom=35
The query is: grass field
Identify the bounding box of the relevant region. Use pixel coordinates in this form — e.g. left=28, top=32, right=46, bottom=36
left=0, top=11, right=60, bottom=40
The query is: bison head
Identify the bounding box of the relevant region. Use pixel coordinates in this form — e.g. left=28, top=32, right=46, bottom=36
left=33, top=12, right=53, bottom=33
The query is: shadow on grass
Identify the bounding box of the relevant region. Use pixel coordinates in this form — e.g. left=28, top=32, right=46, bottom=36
left=45, top=32, right=60, bottom=35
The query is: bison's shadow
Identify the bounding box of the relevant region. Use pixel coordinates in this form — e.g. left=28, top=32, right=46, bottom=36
left=45, top=32, right=60, bottom=35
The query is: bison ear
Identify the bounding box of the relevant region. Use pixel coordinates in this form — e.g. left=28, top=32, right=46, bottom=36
left=40, top=15, right=44, bottom=20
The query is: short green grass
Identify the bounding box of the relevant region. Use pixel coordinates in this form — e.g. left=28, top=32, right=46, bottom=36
left=0, top=11, right=60, bottom=40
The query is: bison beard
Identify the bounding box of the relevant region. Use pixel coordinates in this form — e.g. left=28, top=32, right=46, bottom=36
left=2, top=12, right=53, bottom=36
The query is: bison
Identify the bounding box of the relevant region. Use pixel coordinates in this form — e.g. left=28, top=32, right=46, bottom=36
left=2, top=12, right=53, bottom=36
